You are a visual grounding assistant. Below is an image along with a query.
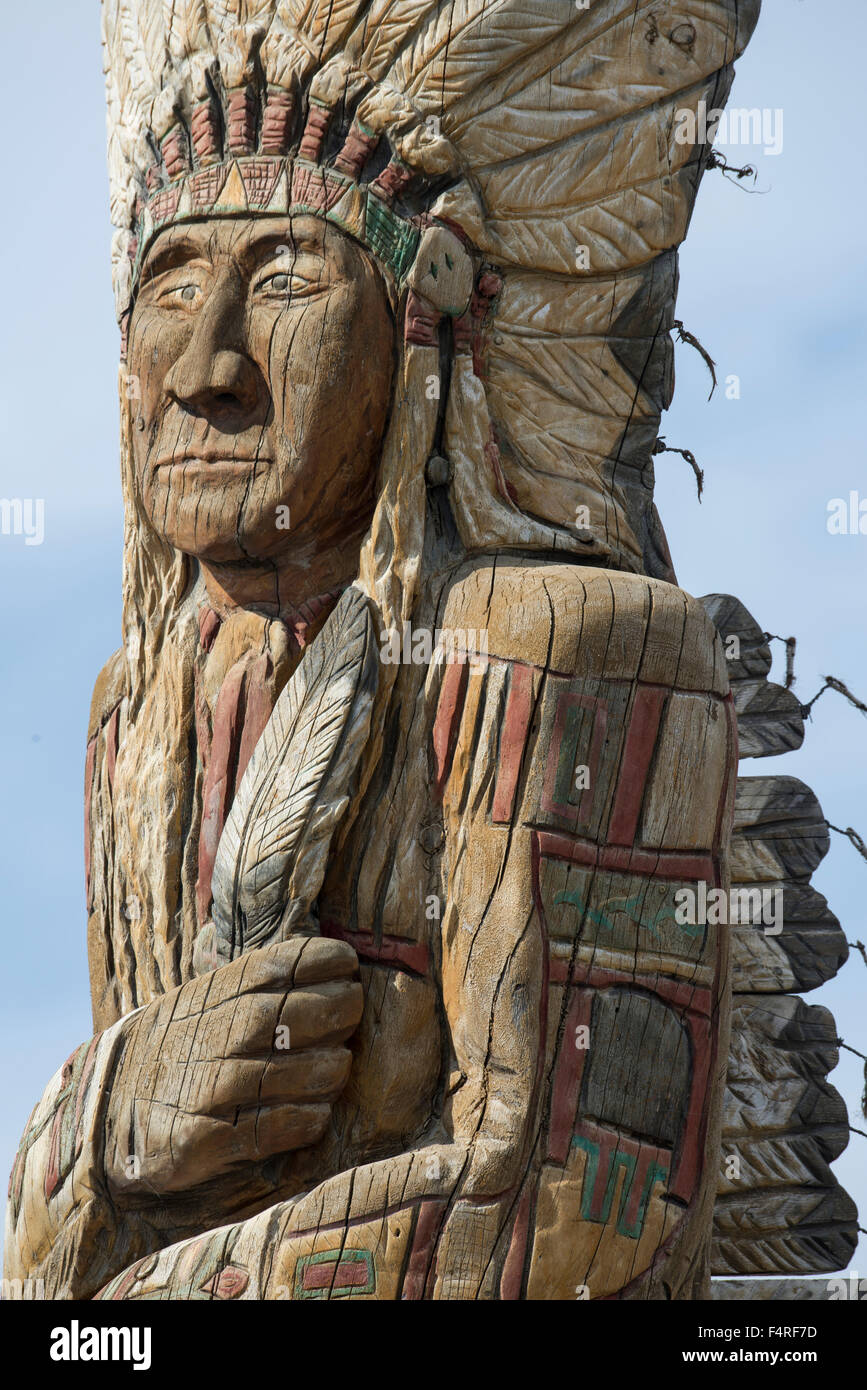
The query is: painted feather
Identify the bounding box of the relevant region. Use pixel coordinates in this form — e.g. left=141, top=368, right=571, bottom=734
left=210, top=585, right=379, bottom=960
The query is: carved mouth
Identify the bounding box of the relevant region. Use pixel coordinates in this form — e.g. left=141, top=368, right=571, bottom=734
left=154, top=455, right=270, bottom=477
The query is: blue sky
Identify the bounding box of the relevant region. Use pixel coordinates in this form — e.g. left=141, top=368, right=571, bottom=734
left=1, top=1, right=864, bottom=1283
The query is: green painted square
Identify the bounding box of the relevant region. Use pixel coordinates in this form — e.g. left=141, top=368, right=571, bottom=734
left=294, top=1247, right=376, bottom=1300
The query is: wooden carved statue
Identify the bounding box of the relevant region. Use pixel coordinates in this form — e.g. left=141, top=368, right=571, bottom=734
left=4, top=0, right=857, bottom=1301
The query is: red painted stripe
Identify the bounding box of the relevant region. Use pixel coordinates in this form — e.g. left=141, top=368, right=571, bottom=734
left=547, top=989, right=594, bottom=1164
left=548, top=956, right=570, bottom=985
left=320, top=922, right=429, bottom=977
left=44, top=1100, right=67, bottom=1202
left=432, top=658, right=469, bottom=799
left=72, top=1035, right=101, bottom=1147
left=607, top=686, right=668, bottom=845
left=567, top=961, right=712, bottom=1019
left=492, top=663, right=534, bottom=823
left=536, top=830, right=715, bottom=885
left=196, top=661, right=246, bottom=926
left=401, top=1200, right=447, bottom=1300
left=236, top=654, right=276, bottom=784
left=499, top=1187, right=533, bottom=1301
left=302, top=1257, right=370, bottom=1291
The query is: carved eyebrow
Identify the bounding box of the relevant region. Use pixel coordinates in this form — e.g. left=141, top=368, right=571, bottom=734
left=137, top=219, right=330, bottom=287
left=244, top=236, right=300, bottom=268
left=139, top=234, right=210, bottom=284
left=243, top=226, right=326, bottom=268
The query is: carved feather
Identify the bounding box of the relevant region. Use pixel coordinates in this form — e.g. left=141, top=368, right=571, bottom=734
left=204, top=0, right=270, bottom=85
left=113, top=0, right=163, bottom=121
left=347, top=0, right=435, bottom=79
left=701, top=593, right=857, bottom=1278
left=261, top=7, right=308, bottom=84
left=210, top=585, right=379, bottom=960
left=288, top=0, right=370, bottom=60
left=163, top=0, right=212, bottom=63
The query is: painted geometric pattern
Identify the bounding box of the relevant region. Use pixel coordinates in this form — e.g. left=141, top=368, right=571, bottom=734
left=294, top=1248, right=376, bottom=1300
left=135, top=158, right=420, bottom=289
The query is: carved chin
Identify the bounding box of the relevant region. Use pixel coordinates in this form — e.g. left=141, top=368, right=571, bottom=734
left=143, top=477, right=276, bottom=563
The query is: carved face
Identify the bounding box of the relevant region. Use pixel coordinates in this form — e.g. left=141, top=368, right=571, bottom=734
left=127, top=216, right=395, bottom=565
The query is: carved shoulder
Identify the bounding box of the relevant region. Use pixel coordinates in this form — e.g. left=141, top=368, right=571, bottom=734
left=439, top=560, right=728, bottom=694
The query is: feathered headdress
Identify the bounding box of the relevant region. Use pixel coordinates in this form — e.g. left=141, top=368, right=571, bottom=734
left=103, top=0, right=760, bottom=579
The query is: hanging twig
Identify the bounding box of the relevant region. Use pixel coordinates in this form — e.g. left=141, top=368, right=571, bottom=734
left=673, top=320, right=718, bottom=399
left=653, top=437, right=704, bottom=501
left=763, top=632, right=797, bottom=689
left=802, top=676, right=867, bottom=720
left=847, top=940, right=867, bottom=969
left=837, top=1037, right=867, bottom=1062
left=828, top=824, right=867, bottom=865
left=705, top=149, right=759, bottom=187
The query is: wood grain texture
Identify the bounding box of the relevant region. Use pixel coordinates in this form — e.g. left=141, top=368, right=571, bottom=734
left=707, top=596, right=855, bottom=1282
left=700, top=593, right=805, bottom=759
left=713, top=996, right=857, bottom=1277
left=21, top=1, right=851, bottom=1304
left=711, top=1278, right=852, bottom=1301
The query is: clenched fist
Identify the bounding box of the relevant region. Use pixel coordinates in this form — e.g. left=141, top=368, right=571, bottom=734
left=104, top=937, right=361, bottom=1199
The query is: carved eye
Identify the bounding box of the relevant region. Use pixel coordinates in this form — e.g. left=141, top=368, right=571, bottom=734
left=155, top=281, right=201, bottom=309
left=257, top=271, right=305, bottom=296
left=254, top=256, right=326, bottom=300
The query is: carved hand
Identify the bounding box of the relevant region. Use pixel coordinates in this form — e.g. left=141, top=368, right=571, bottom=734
left=104, top=937, right=361, bottom=1200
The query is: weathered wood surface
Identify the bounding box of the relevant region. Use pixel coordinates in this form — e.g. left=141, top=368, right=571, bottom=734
left=700, top=594, right=805, bottom=759
left=731, top=777, right=830, bottom=883
left=727, top=777, right=847, bottom=993
left=729, top=681, right=805, bottom=760
left=713, top=995, right=856, bottom=1277
left=23, top=0, right=863, bottom=1303
left=704, top=593, right=856, bottom=1281
left=8, top=563, right=740, bottom=1301
left=700, top=594, right=773, bottom=681
left=727, top=883, right=847, bottom=994
left=711, top=1278, right=855, bottom=1301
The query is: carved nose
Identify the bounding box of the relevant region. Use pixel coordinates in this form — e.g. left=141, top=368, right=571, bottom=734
left=169, top=348, right=264, bottom=426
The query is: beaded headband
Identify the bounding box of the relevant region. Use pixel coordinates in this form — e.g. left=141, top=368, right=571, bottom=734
left=132, top=96, right=426, bottom=299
